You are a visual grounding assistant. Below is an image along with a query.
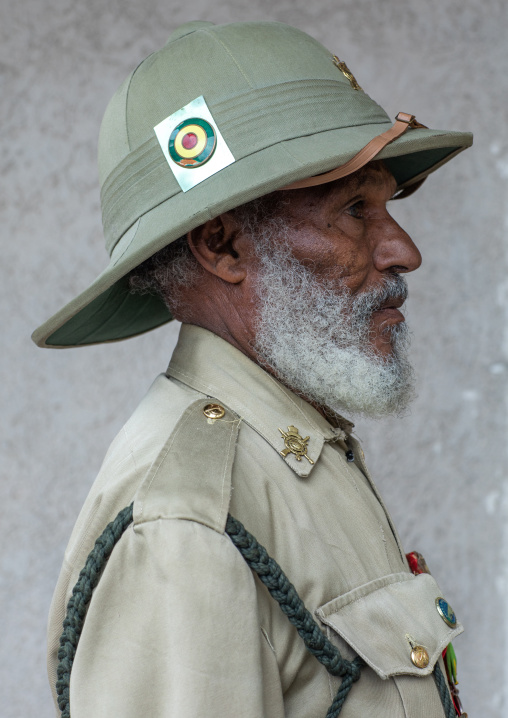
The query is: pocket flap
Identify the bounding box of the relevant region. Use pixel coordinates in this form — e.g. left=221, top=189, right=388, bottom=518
left=316, top=572, right=463, bottom=679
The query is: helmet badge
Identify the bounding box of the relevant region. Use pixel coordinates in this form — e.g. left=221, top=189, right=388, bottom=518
left=332, top=55, right=362, bottom=91
left=154, top=95, right=235, bottom=192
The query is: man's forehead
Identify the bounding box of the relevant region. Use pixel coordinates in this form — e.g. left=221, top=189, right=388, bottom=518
left=330, top=161, right=398, bottom=196
left=227, top=161, right=397, bottom=231
left=276, top=161, right=397, bottom=216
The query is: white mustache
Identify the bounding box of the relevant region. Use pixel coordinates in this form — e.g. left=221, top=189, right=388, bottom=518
left=351, top=275, right=408, bottom=319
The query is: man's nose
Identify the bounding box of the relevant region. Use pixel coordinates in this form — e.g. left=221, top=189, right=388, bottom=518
left=373, top=215, right=422, bottom=274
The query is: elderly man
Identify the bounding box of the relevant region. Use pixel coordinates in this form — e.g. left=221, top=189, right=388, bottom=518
left=33, top=20, right=472, bottom=718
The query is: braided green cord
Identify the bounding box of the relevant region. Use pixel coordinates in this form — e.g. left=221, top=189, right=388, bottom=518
left=56, top=503, right=134, bottom=718
left=225, top=514, right=362, bottom=717
left=433, top=662, right=456, bottom=718
left=56, top=505, right=456, bottom=718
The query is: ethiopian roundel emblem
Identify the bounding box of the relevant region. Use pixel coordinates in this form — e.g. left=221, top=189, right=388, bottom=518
left=168, top=117, right=217, bottom=168
left=154, top=95, right=235, bottom=192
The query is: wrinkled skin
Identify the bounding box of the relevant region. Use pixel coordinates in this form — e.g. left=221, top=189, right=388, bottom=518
left=177, top=161, right=422, bottom=368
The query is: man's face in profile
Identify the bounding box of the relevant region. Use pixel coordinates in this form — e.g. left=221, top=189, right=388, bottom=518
left=250, top=162, right=422, bottom=418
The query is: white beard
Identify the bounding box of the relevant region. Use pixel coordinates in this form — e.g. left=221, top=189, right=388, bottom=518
left=252, top=236, right=416, bottom=419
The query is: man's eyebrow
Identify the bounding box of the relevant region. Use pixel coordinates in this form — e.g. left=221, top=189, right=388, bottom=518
left=358, top=170, right=393, bottom=188
left=332, top=171, right=396, bottom=197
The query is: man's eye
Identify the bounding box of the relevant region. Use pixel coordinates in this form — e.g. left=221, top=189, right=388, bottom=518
left=346, top=201, right=364, bottom=219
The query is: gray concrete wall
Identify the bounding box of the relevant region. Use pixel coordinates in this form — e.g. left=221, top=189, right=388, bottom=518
left=1, top=0, right=506, bottom=715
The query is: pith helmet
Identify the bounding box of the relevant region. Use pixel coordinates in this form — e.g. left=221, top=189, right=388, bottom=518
left=32, top=20, right=472, bottom=348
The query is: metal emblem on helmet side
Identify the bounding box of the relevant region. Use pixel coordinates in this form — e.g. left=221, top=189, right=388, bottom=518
left=332, top=55, right=363, bottom=91
left=279, top=426, right=314, bottom=464
left=154, top=95, right=235, bottom=192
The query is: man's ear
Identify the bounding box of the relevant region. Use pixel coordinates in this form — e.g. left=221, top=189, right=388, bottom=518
left=187, top=213, right=250, bottom=284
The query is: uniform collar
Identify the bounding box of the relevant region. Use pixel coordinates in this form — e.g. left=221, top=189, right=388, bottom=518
left=166, top=324, right=352, bottom=478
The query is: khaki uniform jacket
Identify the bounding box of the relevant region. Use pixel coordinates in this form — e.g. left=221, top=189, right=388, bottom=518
left=47, top=324, right=462, bottom=717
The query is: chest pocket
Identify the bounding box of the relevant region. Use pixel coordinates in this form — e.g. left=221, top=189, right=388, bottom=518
left=316, top=572, right=463, bottom=679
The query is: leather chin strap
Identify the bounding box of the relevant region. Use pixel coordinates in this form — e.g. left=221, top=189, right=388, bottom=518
left=280, top=112, right=427, bottom=197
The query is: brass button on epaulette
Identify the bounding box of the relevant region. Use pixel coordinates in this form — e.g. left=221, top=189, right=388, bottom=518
left=203, top=403, right=225, bottom=419
left=410, top=645, right=430, bottom=669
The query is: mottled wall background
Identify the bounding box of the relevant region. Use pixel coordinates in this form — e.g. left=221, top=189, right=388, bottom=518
left=1, top=0, right=506, bottom=715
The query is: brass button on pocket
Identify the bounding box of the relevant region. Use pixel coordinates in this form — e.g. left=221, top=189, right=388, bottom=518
left=203, top=403, right=225, bottom=419
left=410, top=645, right=430, bottom=669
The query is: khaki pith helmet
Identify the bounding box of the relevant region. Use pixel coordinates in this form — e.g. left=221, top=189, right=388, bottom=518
left=32, top=20, right=472, bottom=348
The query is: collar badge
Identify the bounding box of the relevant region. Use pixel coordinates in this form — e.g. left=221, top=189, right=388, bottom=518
left=332, top=55, right=362, bottom=91
left=279, top=426, right=314, bottom=465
